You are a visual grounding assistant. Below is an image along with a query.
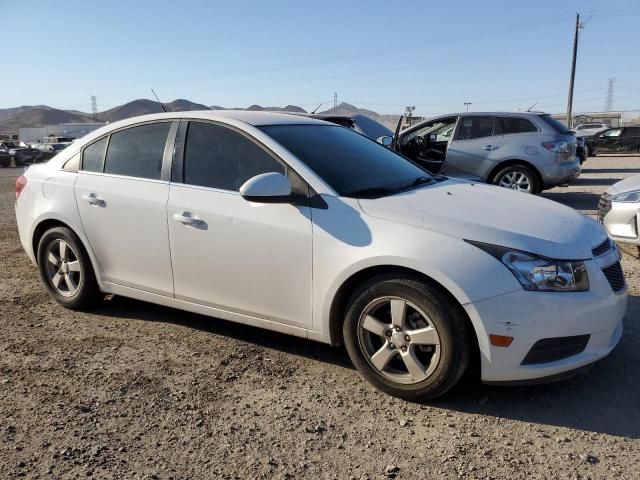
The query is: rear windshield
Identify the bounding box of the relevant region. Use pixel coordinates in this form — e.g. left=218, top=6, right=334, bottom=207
left=538, top=114, right=571, bottom=134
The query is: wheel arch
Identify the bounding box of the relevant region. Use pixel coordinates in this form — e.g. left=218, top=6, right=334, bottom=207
left=327, top=265, right=480, bottom=370
left=487, top=159, right=543, bottom=193
left=31, top=218, right=103, bottom=287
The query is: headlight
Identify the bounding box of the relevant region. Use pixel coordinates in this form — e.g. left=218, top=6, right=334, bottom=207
left=610, top=190, right=640, bottom=203
left=466, top=241, right=589, bottom=292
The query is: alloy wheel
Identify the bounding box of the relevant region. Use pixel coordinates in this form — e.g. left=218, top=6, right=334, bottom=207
left=44, top=239, right=82, bottom=297
left=357, top=296, right=441, bottom=385
left=498, top=171, right=532, bottom=192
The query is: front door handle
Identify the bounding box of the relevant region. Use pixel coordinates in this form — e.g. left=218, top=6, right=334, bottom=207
left=173, top=212, right=205, bottom=227
left=82, top=193, right=105, bottom=206
left=483, top=145, right=499, bottom=151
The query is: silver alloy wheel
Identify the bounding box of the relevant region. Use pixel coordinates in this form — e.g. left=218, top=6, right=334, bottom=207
left=357, top=296, right=441, bottom=385
left=44, top=239, right=82, bottom=297
left=498, top=170, right=532, bottom=192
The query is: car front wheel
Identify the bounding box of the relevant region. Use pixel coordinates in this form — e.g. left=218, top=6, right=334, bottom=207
left=343, top=275, right=471, bottom=400
left=37, top=226, right=100, bottom=310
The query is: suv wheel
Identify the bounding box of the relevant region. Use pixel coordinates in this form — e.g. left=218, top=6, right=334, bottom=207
left=37, top=227, right=100, bottom=310
left=493, top=165, right=539, bottom=193
left=343, top=275, right=470, bottom=400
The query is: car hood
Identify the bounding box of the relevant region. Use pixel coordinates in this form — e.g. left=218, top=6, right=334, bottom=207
left=358, top=179, right=606, bottom=260
left=607, top=175, right=640, bottom=195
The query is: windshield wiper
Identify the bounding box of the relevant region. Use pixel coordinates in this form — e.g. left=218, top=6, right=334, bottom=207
left=347, top=176, right=434, bottom=198
left=346, top=186, right=397, bottom=198
left=396, top=176, right=434, bottom=192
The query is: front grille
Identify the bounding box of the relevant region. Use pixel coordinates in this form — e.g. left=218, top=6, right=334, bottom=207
left=602, top=261, right=626, bottom=293
left=522, top=335, right=590, bottom=365
left=598, top=193, right=612, bottom=223
left=591, top=238, right=612, bottom=257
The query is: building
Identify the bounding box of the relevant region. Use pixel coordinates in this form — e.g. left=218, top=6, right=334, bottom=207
left=18, top=122, right=105, bottom=144
left=551, top=112, right=623, bottom=128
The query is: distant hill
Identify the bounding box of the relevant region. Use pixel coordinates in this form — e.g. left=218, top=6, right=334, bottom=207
left=320, top=102, right=401, bottom=130
left=0, top=99, right=404, bottom=132
left=0, top=106, right=93, bottom=131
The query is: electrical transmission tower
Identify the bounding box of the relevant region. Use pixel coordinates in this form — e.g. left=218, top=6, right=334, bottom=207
left=333, top=92, right=338, bottom=112
left=90, top=95, right=98, bottom=121
left=604, top=78, right=615, bottom=112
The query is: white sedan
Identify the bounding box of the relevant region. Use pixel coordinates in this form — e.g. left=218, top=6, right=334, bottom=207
left=14, top=111, right=627, bottom=399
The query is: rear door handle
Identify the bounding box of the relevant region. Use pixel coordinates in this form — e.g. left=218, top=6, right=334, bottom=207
left=82, top=193, right=105, bottom=206
left=173, top=212, right=205, bottom=227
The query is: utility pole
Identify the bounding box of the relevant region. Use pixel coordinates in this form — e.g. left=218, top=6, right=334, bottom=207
left=90, top=95, right=98, bottom=122
left=404, top=106, right=416, bottom=127
left=566, top=13, right=582, bottom=129
left=604, top=78, right=615, bottom=112
left=464, top=102, right=471, bottom=112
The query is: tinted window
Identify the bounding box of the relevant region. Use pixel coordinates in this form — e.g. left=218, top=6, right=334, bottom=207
left=539, top=114, right=571, bottom=134
left=496, top=117, right=538, bottom=134
left=622, top=127, right=640, bottom=137
left=260, top=125, right=431, bottom=197
left=604, top=129, right=622, bottom=137
left=82, top=137, right=108, bottom=172
left=456, top=116, right=495, bottom=140
left=104, top=122, right=171, bottom=179
left=183, top=122, right=284, bottom=191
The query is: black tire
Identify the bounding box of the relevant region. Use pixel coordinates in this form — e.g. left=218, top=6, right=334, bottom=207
left=343, top=275, right=471, bottom=400
left=492, top=164, right=540, bottom=194
left=37, top=226, right=101, bottom=310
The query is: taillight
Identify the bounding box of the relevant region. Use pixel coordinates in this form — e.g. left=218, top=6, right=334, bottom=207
left=542, top=141, right=570, bottom=153
left=15, top=175, right=27, bottom=199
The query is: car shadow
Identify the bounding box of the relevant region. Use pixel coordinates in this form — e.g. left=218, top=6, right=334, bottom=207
left=93, top=293, right=639, bottom=439
left=571, top=177, right=621, bottom=186
left=582, top=168, right=640, bottom=174
left=540, top=191, right=601, bottom=211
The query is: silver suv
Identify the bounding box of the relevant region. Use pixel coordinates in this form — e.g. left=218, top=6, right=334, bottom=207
left=388, top=112, right=580, bottom=193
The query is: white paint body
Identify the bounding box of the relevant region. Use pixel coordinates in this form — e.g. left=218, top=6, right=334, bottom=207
left=15, top=111, right=627, bottom=383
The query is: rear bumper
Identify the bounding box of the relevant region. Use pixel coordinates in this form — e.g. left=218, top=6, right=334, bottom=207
left=464, top=266, right=627, bottom=383
left=541, top=158, right=581, bottom=188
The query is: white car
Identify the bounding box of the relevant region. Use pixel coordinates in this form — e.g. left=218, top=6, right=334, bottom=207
left=14, top=111, right=628, bottom=399
left=599, top=175, right=640, bottom=249
left=574, top=122, right=609, bottom=137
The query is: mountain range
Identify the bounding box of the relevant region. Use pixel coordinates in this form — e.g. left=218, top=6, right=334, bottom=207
left=0, top=99, right=401, bottom=132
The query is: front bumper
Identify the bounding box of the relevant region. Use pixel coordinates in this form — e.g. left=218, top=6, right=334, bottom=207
left=600, top=196, right=640, bottom=246
left=464, top=259, right=627, bottom=383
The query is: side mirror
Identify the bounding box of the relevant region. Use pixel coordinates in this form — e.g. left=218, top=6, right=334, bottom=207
left=239, top=172, right=292, bottom=203
left=428, top=133, right=438, bottom=143
left=376, top=136, right=393, bottom=147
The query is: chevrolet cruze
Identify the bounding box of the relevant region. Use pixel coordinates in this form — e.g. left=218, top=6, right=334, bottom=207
left=14, top=111, right=628, bottom=399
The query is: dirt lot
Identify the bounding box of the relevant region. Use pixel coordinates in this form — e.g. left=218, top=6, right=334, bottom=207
left=1, top=156, right=639, bottom=480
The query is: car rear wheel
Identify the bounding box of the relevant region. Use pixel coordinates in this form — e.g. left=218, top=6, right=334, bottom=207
left=37, top=227, right=100, bottom=310
left=343, top=275, right=470, bottom=400
left=492, top=165, right=539, bottom=193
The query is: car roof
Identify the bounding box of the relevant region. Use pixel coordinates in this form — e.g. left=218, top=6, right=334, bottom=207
left=102, top=110, right=335, bottom=128
left=430, top=111, right=549, bottom=117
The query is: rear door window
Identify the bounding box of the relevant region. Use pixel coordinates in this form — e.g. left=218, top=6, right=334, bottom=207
left=104, top=122, right=171, bottom=180
left=455, top=116, right=495, bottom=140
left=496, top=117, right=538, bottom=134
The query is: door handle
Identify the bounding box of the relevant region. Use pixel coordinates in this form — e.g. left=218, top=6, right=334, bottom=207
left=483, top=145, right=499, bottom=151
left=173, top=212, right=204, bottom=227
left=82, top=193, right=105, bottom=206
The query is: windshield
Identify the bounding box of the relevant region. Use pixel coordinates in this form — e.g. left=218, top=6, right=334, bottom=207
left=259, top=124, right=432, bottom=197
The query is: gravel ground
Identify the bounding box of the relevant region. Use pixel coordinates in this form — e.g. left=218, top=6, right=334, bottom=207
left=1, top=156, right=639, bottom=480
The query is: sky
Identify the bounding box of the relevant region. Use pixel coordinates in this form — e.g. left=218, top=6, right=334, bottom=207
left=1, top=0, right=640, bottom=116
